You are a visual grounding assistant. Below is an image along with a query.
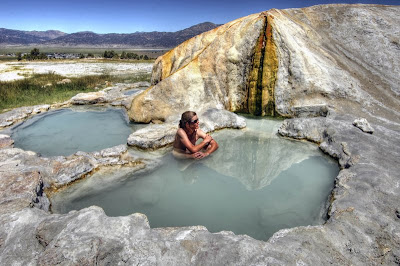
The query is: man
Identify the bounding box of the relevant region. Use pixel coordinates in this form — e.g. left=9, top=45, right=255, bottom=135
left=173, top=111, right=218, bottom=159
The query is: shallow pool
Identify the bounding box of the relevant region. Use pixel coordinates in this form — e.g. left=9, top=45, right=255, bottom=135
left=124, top=87, right=147, bottom=95
left=10, top=107, right=145, bottom=157
left=51, top=118, right=338, bottom=241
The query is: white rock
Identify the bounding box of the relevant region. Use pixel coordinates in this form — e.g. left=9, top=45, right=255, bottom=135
left=353, top=118, right=374, bottom=134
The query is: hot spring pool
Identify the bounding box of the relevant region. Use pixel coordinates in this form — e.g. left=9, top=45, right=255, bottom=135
left=50, top=117, right=339, bottom=241
left=124, top=87, right=147, bottom=95
left=10, top=107, right=145, bottom=157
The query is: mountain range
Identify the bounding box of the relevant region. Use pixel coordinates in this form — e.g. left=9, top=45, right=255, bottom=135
left=0, top=22, right=220, bottom=48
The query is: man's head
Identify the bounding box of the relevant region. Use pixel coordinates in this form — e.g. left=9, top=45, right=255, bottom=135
left=179, top=111, right=198, bottom=129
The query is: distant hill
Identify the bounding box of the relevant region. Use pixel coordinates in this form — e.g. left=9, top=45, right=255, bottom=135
left=0, top=22, right=220, bottom=48
left=0, top=28, right=66, bottom=45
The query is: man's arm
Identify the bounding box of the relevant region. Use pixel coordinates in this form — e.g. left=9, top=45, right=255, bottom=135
left=197, top=129, right=219, bottom=156
left=177, top=129, right=212, bottom=153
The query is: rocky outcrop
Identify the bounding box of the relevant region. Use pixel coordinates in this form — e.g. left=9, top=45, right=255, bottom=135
left=0, top=104, right=51, bottom=129
left=71, top=82, right=148, bottom=108
left=272, top=5, right=400, bottom=125
left=128, top=4, right=400, bottom=126
left=0, top=142, right=141, bottom=215
left=129, top=13, right=265, bottom=123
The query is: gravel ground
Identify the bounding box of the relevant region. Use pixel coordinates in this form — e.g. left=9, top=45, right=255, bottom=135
left=0, top=61, right=153, bottom=81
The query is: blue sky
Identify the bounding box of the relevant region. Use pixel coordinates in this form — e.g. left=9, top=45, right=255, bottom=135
left=1, top=0, right=399, bottom=33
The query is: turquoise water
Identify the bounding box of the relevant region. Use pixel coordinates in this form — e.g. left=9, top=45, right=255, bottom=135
left=51, top=118, right=338, bottom=241
left=11, top=107, right=144, bottom=157
left=124, top=87, right=146, bottom=95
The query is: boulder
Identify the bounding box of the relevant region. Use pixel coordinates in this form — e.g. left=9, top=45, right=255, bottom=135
left=127, top=123, right=177, bottom=149
left=70, top=91, right=108, bottom=104
left=128, top=13, right=265, bottom=123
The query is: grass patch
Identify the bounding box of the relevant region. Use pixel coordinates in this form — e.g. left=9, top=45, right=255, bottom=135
left=0, top=57, right=17, bottom=62
left=0, top=72, right=151, bottom=112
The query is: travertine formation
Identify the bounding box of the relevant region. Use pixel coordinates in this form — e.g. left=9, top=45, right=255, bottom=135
left=128, top=13, right=265, bottom=122
left=0, top=4, right=400, bottom=265
left=128, top=4, right=400, bottom=126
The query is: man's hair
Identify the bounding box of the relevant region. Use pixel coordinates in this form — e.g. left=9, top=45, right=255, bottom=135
left=179, top=111, right=196, bottom=128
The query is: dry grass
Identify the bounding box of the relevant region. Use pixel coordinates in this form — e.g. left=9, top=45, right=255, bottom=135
left=0, top=72, right=151, bottom=112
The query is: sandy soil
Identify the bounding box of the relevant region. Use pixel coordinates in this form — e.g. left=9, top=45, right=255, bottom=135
left=0, top=61, right=153, bottom=81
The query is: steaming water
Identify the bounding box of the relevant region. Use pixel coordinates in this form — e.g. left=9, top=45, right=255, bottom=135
left=51, top=118, right=338, bottom=241
left=11, top=107, right=144, bottom=157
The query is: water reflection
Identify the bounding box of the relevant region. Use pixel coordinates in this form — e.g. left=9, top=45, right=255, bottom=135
left=51, top=117, right=338, bottom=241
left=11, top=107, right=145, bottom=157
left=206, top=125, right=321, bottom=190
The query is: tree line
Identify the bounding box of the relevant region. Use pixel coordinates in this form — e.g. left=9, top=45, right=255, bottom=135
left=103, top=50, right=149, bottom=60
left=15, top=48, right=152, bottom=61
left=17, top=48, right=47, bottom=60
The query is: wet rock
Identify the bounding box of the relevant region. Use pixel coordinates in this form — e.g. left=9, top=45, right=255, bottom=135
left=0, top=148, right=45, bottom=214
left=70, top=91, right=108, bottom=104
left=32, top=179, right=50, bottom=211
left=0, top=140, right=141, bottom=214
left=279, top=117, right=360, bottom=169
left=200, top=108, right=246, bottom=132
left=127, top=109, right=246, bottom=149
left=50, top=156, right=94, bottom=187
left=99, top=144, right=127, bottom=157
left=128, top=123, right=177, bottom=149
left=32, top=104, right=51, bottom=114
left=278, top=118, right=327, bottom=143
left=0, top=104, right=51, bottom=129
left=0, top=134, right=14, bottom=148
left=353, top=118, right=374, bottom=134
left=96, top=145, right=134, bottom=165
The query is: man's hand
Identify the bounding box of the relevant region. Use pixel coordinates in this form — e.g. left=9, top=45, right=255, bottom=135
left=192, top=152, right=208, bottom=159
left=204, top=134, right=213, bottom=143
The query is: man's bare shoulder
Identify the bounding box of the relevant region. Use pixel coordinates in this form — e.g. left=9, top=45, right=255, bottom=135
left=177, top=128, right=187, bottom=138
left=196, top=128, right=207, bottom=138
